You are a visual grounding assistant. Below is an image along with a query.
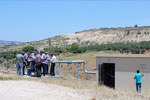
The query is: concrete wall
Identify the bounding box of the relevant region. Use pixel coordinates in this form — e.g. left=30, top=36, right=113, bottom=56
left=116, top=72, right=150, bottom=90
left=96, top=57, right=150, bottom=90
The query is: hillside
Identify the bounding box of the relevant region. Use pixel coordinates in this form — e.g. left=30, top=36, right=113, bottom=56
left=62, top=26, right=150, bottom=45
left=1, top=26, right=150, bottom=52
left=0, top=40, right=24, bottom=46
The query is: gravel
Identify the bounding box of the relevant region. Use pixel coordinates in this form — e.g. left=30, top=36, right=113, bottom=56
left=0, top=80, right=93, bottom=100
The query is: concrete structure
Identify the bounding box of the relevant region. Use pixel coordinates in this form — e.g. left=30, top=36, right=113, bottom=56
left=95, top=54, right=150, bottom=90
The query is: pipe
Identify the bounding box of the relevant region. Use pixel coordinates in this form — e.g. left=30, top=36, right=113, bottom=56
left=83, top=62, right=96, bottom=74
left=55, top=60, right=96, bottom=74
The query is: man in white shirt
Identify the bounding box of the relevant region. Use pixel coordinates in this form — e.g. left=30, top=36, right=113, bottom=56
left=44, top=52, right=50, bottom=74
left=30, top=52, right=36, bottom=72
left=50, top=53, right=56, bottom=76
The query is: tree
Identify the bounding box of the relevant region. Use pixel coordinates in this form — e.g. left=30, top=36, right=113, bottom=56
left=44, top=48, right=48, bottom=52
left=131, top=48, right=136, bottom=54
left=54, top=48, right=64, bottom=54
left=134, top=24, right=138, bottom=27
left=135, top=49, right=140, bottom=54
left=71, top=43, right=80, bottom=53
left=141, top=49, right=145, bottom=54
left=23, top=46, right=34, bottom=53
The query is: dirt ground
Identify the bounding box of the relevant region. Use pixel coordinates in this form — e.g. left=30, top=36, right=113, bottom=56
left=1, top=51, right=150, bottom=100
left=0, top=73, right=150, bottom=100
left=0, top=80, right=94, bottom=100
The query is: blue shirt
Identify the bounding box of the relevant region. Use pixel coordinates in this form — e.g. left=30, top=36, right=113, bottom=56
left=134, top=73, right=142, bottom=83
left=24, top=53, right=28, bottom=62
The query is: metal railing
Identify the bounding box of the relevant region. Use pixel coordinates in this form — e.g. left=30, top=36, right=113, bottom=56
left=1, top=60, right=10, bottom=73
left=55, top=60, right=96, bottom=80
left=1, top=60, right=96, bottom=80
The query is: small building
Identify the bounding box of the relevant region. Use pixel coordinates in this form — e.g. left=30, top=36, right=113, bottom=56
left=95, top=54, right=150, bottom=89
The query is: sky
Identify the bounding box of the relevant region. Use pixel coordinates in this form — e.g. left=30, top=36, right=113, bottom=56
left=0, top=0, right=150, bottom=42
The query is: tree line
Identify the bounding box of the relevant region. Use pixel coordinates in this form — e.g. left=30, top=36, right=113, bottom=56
left=1, top=41, right=150, bottom=60
left=53, top=41, right=150, bottom=54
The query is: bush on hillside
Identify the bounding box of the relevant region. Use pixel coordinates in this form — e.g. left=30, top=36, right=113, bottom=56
left=23, top=46, right=34, bottom=53
left=71, top=43, right=80, bottom=53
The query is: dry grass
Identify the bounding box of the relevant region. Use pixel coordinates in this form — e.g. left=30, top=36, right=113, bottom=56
left=58, top=51, right=120, bottom=61
left=55, top=51, right=120, bottom=81
left=1, top=51, right=150, bottom=99
left=0, top=73, right=150, bottom=100
left=0, top=51, right=120, bottom=81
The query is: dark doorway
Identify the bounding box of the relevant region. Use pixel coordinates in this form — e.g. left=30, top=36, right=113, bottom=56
left=99, top=63, right=115, bottom=88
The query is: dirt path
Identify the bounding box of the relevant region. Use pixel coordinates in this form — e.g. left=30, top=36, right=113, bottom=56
left=0, top=80, right=93, bottom=100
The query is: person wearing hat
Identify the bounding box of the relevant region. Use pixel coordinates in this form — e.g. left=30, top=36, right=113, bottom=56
left=50, top=53, right=56, bottom=76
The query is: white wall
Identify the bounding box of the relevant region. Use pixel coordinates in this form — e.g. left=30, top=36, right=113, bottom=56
left=96, top=57, right=150, bottom=89
left=116, top=72, right=150, bottom=90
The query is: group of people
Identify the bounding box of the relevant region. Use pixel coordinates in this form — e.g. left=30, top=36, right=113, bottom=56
left=15, top=50, right=56, bottom=77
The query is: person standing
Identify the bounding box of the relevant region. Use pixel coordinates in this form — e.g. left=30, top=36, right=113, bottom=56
left=50, top=54, right=56, bottom=76
left=15, top=51, right=24, bottom=75
left=40, top=51, right=46, bottom=76
left=35, top=52, right=41, bottom=77
left=23, top=52, right=30, bottom=75
left=134, top=70, right=144, bottom=93
left=44, top=52, right=50, bottom=74
left=30, top=52, right=36, bottom=72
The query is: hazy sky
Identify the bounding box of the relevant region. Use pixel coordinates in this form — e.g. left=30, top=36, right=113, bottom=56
left=0, top=0, right=150, bottom=42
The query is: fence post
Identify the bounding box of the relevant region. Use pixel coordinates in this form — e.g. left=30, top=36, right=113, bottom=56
left=7, top=62, right=10, bottom=74
left=59, top=63, right=61, bottom=79
left=55, top=65, right=58, bottom=75
left=2, top=60, right=5, bottom=72
left=78, top=63, right=80, bottom=80
left=68, top=64, right=71, bottom=76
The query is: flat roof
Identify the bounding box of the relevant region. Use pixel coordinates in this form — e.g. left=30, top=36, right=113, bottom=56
left=95, top=54, right=150, bottom=58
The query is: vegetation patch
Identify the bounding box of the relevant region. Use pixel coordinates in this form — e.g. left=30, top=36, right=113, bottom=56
left=1, top=41, right=150, bottom=61
left=0, top=76, right=13, bottom=80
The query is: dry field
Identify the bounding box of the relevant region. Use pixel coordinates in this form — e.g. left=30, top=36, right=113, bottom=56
left=0, top=51, right=120, bottom=81
left=0, top=73, right=150, bottom=100
left=0, top=51, right=150, bottom=100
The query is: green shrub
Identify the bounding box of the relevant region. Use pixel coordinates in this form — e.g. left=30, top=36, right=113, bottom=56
left=44, top=48, right=48, bottom=52
left=23, top=46, right=34, bottom=53
left=141, top=49, right=145, bottom=54
left=71, top=43, right=80, bottom=53
left=54, top=48, right=64, bottom=53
